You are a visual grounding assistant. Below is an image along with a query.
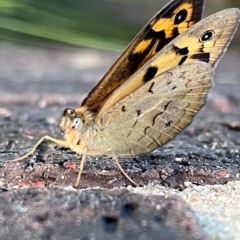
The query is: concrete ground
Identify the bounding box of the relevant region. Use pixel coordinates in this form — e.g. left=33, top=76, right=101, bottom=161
left=0, top=43, right=240, bottom=239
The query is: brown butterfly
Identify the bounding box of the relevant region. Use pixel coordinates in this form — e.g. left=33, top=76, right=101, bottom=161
left=9, top=0, right=240, bottom=188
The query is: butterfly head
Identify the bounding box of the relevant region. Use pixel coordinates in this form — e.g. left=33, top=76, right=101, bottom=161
left=59, top=108, right=83, bottom=134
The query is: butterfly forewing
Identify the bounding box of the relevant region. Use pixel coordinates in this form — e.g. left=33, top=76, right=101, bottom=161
left=97, top=8, right=240, bottom=115
left=96, top=63, right=213, bottom=156
left=81, top=0, right=205, bottom=112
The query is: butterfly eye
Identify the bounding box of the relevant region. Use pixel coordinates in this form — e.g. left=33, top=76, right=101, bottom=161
left=174, top=9, right=188, bottom=24
left=71, top=118, right=82, bottom=130
left=199, top=30, right=214, bottom=42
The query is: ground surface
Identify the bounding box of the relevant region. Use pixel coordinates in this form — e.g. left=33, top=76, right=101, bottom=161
left=0, top=43, right=240, bottom=239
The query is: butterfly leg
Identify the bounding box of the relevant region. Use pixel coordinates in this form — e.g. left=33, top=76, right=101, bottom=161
left=73, top=146, right=137, bottom=187
left=8, top=135, right=70, bottom=162
left=71, top=146, right=109, bottom=188
left=82, top=149, right=137, bottom=186
left=73, top=146, right=87, bottom=188
left=111, top=152, right=137, bottom=186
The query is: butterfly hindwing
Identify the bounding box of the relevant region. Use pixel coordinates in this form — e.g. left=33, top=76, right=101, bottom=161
left=98, top=62, right=213, bottom=156
left=81, top=0, right=205, bottom=112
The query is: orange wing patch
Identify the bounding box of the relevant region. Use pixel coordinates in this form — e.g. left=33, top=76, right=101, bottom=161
left=152, top=3, right=194, bottom=32
left=123, top=1, right=202, bottom=71
left=131, top=2, right=196, bottom=68
left=81, top=0, right=204, bottom=112
left=97, top=8, right=240, bottom=115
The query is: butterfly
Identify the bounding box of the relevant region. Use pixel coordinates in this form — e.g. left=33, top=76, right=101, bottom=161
left=9, top=0, right=240, bottom=188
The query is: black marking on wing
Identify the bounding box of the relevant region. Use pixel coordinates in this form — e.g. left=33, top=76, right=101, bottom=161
left=143, top=66, right=158, bottom=82
left=165, top=120, right=173, bottom=127
left=173, top=45, right=189, bottom=55
left=148, top=82, right=155, bottom=94
left=144, top=126, right=150, bottom=134
left=129, top=27, right=167, bottom=62
left=152, top=112, right=163, bottom=126
left=172, top=26, right=180, bottom=36
left=200, top=30, right=214, bottom=42
left=164, top=101, right=172, bottom=111
left=167, top=79, right=172, bottom=86
left=128, top=24, right=163, bottom=64
left=155, top=29, right=177, bottom=53
left=174, top=9, right=188, bottom=24
left=137, top=110, right=141, bottom=116
left=191, top=52, right=210, bottom=63
left=178, top=56, right=188, bottom=65
left=122, top=106, right=126, bottom=112
left=132, top=120, right=138, bottom=128
left=156, top=37, right=176, bottom=53
left=144, top=26, right=165, bottom=40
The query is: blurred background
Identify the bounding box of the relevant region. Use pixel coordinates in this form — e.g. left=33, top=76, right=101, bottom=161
left=0, top=0, right=240, bottom=50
